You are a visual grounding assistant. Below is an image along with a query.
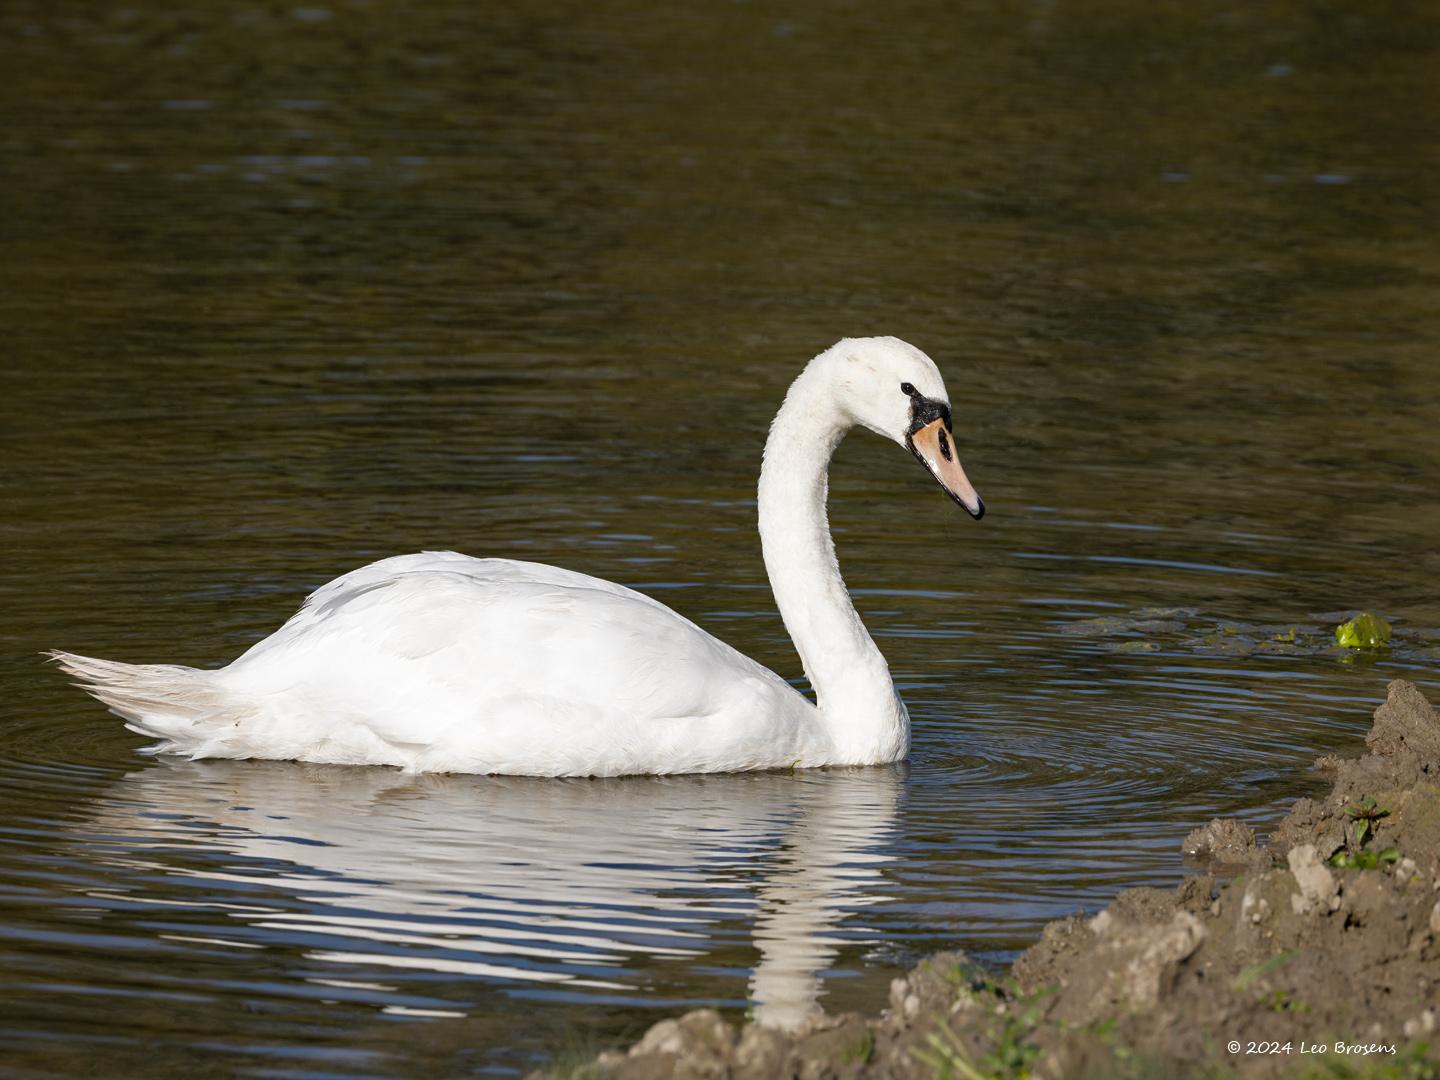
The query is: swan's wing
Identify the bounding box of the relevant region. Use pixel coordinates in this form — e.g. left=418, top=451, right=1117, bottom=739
left=221, top=553, right=817, bottom=775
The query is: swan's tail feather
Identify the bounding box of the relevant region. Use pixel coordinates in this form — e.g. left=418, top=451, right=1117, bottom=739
left=47, top=650, right=252, bottom=756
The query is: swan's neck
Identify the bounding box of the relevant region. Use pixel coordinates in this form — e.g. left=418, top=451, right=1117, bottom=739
left=757, top=366, right=909, bottom=765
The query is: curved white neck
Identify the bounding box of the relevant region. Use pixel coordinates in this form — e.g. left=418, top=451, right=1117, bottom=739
left=757, top=363, right=909, bottom=765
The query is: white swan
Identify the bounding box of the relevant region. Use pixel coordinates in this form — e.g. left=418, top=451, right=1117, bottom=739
left=51, top=336, right=983, bottom=776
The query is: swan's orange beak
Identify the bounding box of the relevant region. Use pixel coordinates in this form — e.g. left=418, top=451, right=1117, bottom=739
left=907, top=418, right=984, bottom=520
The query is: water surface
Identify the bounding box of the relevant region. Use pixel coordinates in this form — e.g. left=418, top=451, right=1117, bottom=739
left=3, top=0, right=1440, bottom=1074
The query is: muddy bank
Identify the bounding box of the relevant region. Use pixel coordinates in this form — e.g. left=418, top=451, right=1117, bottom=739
left=540, top=681, right=1440, bottom=1079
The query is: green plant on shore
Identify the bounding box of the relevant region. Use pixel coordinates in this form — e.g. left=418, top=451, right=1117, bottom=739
left=1344, top=798, right=1390, bottom=847
left=913, top=981, right=1047, bottom=1079
left=914, top=1022, right=990, bottom=1080
left=916, top=1020, right=1042, bottom=1080
left=1330, top=847, right=1400, bottom=871
left=1267, top=989, right=1311, bottom=1013
left=987, top=1016, right=1043, bottom=1078
left=1327, top=796, right=1399, bottom=869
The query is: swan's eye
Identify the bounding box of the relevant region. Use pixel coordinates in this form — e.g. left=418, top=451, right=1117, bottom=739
left=900, top=381, right=916, bottom=396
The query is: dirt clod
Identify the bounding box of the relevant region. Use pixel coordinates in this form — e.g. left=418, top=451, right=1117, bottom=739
left=1183, top=816, right=1263, bottom=866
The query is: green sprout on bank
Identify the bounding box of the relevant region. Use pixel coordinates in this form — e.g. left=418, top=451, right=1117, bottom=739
left=914, top=969, right=1048, bottom=1080
left=915, top=1019, right=1042, bottom=1080
left=1267, top=990, right=1311, bottom=1013
left=1330, top=847, right=1400, bottom=871
left=1328, top=797, right=1398, bottom=869
left=914, top=1023, right=989, bottom=1080
left=1344, top=797, right=1390, bottom=847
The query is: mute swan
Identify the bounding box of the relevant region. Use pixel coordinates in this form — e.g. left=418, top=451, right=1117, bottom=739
left=51, top=336, right=983, bottom=776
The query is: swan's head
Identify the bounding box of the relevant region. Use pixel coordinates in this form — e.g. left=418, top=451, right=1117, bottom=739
left=824, top=336, right=985, bottom=520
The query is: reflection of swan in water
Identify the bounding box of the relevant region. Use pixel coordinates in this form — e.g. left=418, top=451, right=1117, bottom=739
left=79, top=761, right=900, bottom=1028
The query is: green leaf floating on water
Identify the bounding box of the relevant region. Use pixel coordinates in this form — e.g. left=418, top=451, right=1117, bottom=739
left=1333, top=612, right=1392, bottom=649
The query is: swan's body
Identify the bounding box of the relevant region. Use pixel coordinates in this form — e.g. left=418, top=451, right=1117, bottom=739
left=53, top=336, right=984, bottom=776
left=77, top=552, right=822, bottom=775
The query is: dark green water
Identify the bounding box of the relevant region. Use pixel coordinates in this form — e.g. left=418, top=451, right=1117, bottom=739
left=3, top=1, right=1439, bottom=1074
